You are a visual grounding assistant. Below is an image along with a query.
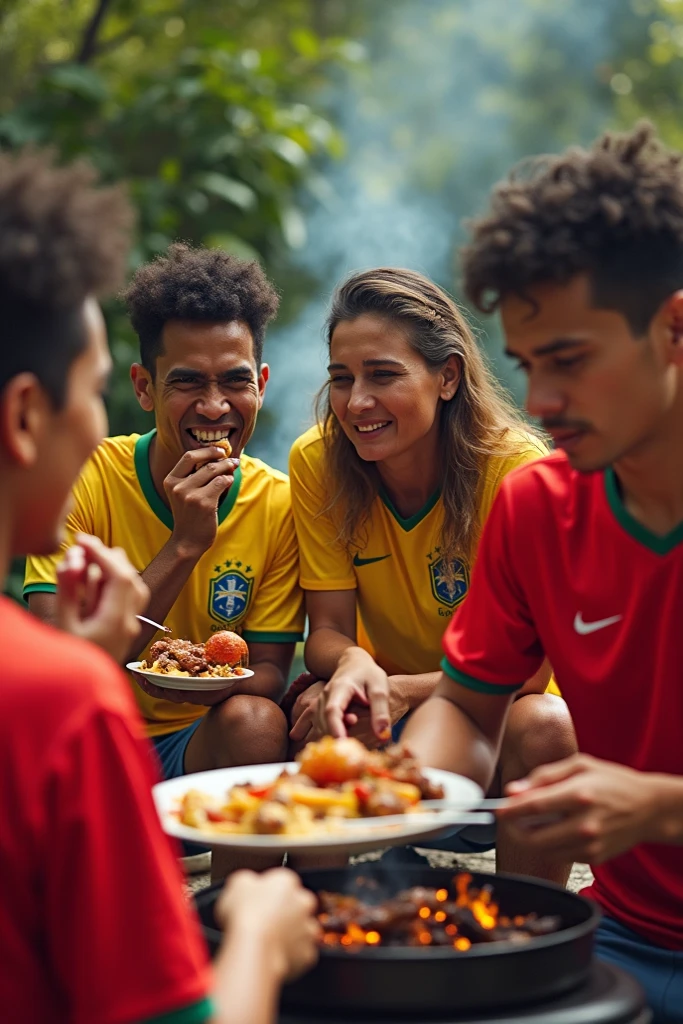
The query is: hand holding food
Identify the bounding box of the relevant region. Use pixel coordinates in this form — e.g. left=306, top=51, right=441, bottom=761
left=216, top=868, right=320, bottom=982
left=131, top=629, right=249, bottom=705
left=56, top=534, right=149, bottom=663
left=163, top=446, right=239, bottom=557
left=176, top=736, right=445, bottom=837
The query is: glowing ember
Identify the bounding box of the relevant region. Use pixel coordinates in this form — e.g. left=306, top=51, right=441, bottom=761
left=316, top=874, right=563, bottom=950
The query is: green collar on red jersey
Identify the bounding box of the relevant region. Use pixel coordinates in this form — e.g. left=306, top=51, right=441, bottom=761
left=379, top=486, right=440, bottom=532
left=134, top=429, right=242, bottom=532
left=605, top=468, right=683, bottom=556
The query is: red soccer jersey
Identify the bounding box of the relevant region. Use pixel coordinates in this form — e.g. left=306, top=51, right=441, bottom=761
left=0, top=597, right=212, bottom=1024
left=441, top=452, right=683, bottom=950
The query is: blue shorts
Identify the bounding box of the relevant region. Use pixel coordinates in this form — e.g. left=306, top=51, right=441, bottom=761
left=595, top=915, right=683, bottom=1023
left=391, top=714, right=496, bottom=854
left=152, top=719, right=203, bottom=780
left=152, top=720, right=205, bottom=854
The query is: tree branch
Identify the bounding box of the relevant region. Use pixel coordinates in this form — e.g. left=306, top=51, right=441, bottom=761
left=76, top=0, right=113, bottom=65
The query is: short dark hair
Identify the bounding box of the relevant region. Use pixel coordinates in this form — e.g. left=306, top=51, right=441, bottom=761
left=122, top=243, right=280, bottom=373
left=0, top=148, right=132, bottom=405
left=461, top=122, right=683, bottom=334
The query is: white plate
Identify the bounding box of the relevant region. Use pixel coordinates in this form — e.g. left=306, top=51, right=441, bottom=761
left=152, top=762, right=484, bottom=855
left=127, top=662, right=253, bottom=692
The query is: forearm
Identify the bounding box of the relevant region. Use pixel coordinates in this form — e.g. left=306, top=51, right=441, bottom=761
left=127, top=538, right=201, bottom=661
left=304, top=626, right=362, bottom=680
left=390, top=672, right=441, bottom=714
left=401, top=691, right=500, bottom=789
left=212, top=928, right=283, bottom=1024
left=648, top=774, right=683, bottom=845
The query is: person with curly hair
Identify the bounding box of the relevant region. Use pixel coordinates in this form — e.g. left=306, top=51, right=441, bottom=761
left=26, top=243, right=305, bottom=877
left=0, top=149, right=318, bottom=1024
left=320, top=124, right=683, bottom=1019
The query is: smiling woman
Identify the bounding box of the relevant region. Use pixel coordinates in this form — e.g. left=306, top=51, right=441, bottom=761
left=286, top=267, right=577, bottom=885
left=288, top=267, right=547, bottom=681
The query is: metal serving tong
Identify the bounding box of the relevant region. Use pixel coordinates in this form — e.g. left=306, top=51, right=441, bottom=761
left=339, top=798, right=509, bottom=831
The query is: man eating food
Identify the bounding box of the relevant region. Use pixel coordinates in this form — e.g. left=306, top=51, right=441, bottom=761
left=25, top=244, right=304, bottom=827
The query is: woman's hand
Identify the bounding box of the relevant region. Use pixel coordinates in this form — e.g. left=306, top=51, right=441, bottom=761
left=215, top=868, right=320, bottom=983
left=313, top=647, right=391, bottom=742
left=56, top=534, right=149, bottom=664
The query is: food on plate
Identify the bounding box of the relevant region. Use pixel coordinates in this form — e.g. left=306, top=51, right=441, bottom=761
left=140, top=631, right=248, bottom=678
left=175, top=738, right=445, bottom=836
left=204, top=630, right=248, bottom=667
left=318, top=873, right=562, bottom=949
left=215, top=438, right=232, bottom=458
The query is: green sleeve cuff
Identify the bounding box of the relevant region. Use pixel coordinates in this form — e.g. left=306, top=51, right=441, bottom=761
left=440, top=656, right=524, bottom=695
left=242, top=630, right=304, bottom=643
left=139, top=995, right=213, bottom=1024
left=23, top=583, right=58, bottom=598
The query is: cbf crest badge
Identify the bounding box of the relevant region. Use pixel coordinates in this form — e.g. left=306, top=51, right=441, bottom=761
left=428, top=550, right=469, bottom=609
left=208, top=561, right=254, bottom=627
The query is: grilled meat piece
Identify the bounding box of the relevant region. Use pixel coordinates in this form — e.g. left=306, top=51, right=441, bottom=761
left=149, top=638, right=208, bottom=675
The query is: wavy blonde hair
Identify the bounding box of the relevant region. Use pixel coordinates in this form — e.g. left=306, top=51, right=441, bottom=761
left=315, top=267, right=542, bottom=563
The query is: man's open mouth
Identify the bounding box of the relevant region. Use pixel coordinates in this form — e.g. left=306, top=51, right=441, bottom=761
left=187, top=427, right=234, bottom=447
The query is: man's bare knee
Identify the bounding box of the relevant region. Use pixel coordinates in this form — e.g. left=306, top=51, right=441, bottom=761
left=502, top=693, right=577, bottom=775
left=210, top=694, right=288, bottom=762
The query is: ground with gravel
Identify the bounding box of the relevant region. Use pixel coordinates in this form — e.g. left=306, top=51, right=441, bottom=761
left=185, top=849, right=593, bottom=896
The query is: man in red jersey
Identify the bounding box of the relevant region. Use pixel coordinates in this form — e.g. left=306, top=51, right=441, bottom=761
left=320, top=124, right=683, bottom=1022
left=0, top=149, right=318, bottom=1024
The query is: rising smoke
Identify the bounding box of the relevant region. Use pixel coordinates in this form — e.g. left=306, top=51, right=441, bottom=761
left=252, top=0, right=617, bottom=470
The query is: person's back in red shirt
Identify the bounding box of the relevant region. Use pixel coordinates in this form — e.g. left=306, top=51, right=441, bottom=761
left=0, top=596, right=212, bottom=1024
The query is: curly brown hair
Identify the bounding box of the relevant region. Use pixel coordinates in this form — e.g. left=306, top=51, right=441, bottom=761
left=462, top=122, right=683, bottom=334
left=0, top=148, right=132, bottom=404
left=122, top=243, right=280, bottom=374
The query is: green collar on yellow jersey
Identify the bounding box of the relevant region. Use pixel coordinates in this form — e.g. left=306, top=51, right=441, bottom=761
left=379, top=485, right=440, bottom=532
left=134, top=429, right=242, bottom=531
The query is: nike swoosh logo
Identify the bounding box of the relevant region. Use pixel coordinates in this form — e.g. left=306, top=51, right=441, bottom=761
left=573, top=612, right=622, bottom=635
left=353, top=553, right=391, bottom=567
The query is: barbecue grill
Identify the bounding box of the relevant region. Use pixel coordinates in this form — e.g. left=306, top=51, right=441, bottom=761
left=195, top=864, right=649, bottom=1024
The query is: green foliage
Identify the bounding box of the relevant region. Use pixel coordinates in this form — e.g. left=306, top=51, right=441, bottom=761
left=0, top=0, right=364, bottom=435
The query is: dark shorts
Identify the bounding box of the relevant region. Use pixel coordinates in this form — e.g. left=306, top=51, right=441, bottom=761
left=152, top=719, right=203, bottom=780
left=152, top=720, right=206, bottom=855
left=595, top=915, right=683, bottom=1023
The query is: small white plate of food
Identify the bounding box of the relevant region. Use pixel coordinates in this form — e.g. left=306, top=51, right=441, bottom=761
left=152, top=737, right=486, bottom=855
left=127, top=630, right=252, bottom=692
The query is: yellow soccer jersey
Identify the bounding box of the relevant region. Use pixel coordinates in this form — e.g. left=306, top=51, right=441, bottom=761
left=289, top=424, right=549, bottom=679
left=25, top=430, right=305, bottom=736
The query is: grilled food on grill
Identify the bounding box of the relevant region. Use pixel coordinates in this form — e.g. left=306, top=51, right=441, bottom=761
left=318, top=873, right=562, bottom=949
left=141, top=631, right=248, bottom=678
left=175, top=738, right=445, bottom=836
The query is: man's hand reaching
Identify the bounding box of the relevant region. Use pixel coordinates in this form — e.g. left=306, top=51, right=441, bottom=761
left=56, top=534, right=149, bottom=663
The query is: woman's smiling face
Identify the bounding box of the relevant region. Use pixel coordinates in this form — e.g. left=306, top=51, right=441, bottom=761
left=327, top=314, right=457, bottom=464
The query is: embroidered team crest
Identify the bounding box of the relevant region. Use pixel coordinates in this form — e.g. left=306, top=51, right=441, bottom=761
left=208, top=563, right=254, bottom=626
left=428, top=553, right=469, bottom=608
